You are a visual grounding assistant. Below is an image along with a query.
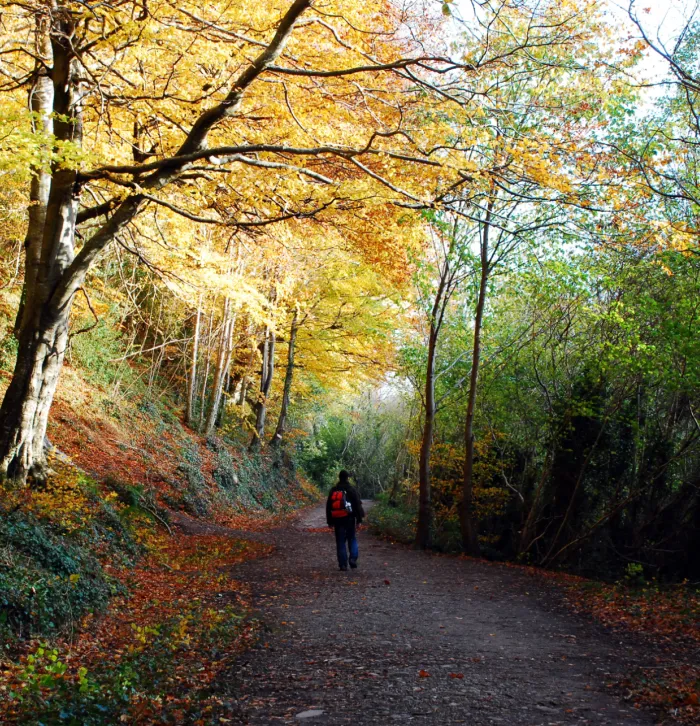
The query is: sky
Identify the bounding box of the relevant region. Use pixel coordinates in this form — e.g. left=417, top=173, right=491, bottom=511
left=446, top=0, right=697, bottom=82
left=607, top=0, right=697, bottom=81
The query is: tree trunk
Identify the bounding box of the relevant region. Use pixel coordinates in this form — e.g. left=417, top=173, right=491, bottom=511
left=238, top=377, right=249, bottom=406
left=185, top=297, right=202, bottom=427
left=270, top=309, right=299, bottom=448
left=204, top=299, right=235, bottom=436
left=0, top=13, right=82, bottom=482
left=414, top=228, right=457, bottom=550
left=235, top=337, right=257, bottom=406
left=0, top=10, right=144, bottom=482
left=216, top=370, right=230, bottom=428
left=0, top=316, right=69, bottom=481
left=250, top=327, right=276, bottom=450
left=519, top=448, right=555, bottom=556
left=459, top=205, right=493, bottom=556
left=415, top=324, right=438, bottom=549
left=198, top=309, right=214, bottom=429
left=14, top=20, right=53, bottom=337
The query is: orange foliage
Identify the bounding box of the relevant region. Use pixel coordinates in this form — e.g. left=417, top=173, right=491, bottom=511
left=565, top=582, right=700, bottom=723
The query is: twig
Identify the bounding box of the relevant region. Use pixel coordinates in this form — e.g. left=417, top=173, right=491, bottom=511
left=70, top=288, right=100, bottom=336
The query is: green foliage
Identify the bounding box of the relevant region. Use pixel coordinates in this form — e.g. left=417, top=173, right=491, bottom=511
left=210, top=436, right=239, bottom=491
left=0, top=329, right=18, bottom=372
left=212, top=437, right=313, bottom=512
left=365, top=241, right=700, bottom=579
left=69, top=314, right=129, bottom=389
left=12, top=644, right=73, bottom=697
left=298, top=394, right=412, bottom=497
left=297, top=421, right=345, bottom=491
left=0, top=503, right=126, bottom=644
left=622, top=562, right=647, bottom=588
left=158, top=435, right=315, bottom=518
left=9, top=607, right=246, bottom=724
left=173, top=445, right=210, bottom=517
left=367, top=496, right=416, bottom=545
left=103, top=477, right=170, bottom=534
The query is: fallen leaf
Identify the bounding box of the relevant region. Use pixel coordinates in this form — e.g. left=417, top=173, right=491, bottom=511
left=449, top=672, right=464, bottom=679
left=418, top=669, right=431, bottom=678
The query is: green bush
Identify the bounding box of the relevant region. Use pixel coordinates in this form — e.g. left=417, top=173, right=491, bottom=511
left=367, top=497, right=416, bottom=545
left=0, top=473, right=149, bottom=644
left=0, top=330, right=18, bottom=372
left=103, top=477, right=170, bottom=535
left=0, top=509, right=120, bottom=643
left=9, top=604, right=247, bottom=725
left=69, top=316, right=126, bottom=389
left=209, top=437, right=316, bottom=514
left=173, top=445, right=211, bottom=517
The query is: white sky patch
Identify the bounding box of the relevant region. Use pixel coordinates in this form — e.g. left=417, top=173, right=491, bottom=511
left=608, top=0, right=698, bottom=81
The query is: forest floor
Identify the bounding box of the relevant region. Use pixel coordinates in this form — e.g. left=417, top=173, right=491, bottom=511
left=177, top=503, right=679, bottom=726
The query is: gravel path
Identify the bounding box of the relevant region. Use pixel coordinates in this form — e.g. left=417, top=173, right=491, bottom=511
left=222, top=504, right=654, bottom=725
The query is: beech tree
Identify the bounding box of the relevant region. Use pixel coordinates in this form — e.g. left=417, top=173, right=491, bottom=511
left=0, top=0, right=459, bottom=482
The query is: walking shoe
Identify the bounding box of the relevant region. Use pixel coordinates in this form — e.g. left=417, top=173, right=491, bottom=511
left=339, top=565, right=348, bottom=571
left=349, top=559, right=358, bottom=569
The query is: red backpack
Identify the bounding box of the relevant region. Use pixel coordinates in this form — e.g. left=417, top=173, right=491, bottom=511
left=330, top=489, right=352, bottom=519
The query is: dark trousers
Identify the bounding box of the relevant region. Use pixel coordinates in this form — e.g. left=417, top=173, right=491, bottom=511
left=334, top=519, right=359, bottom=568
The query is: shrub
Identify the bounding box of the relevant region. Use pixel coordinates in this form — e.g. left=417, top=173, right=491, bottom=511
left=69, top=316, right=126, bottom=389
left=367, top=497, right=416, bottom=545
left=175, top=445, right=211, bottom=517
left=0, top=471, right=150, bottom=644
left=0, top=508, right=119, bottom=643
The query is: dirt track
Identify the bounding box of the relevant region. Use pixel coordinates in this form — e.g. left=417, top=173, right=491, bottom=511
left=215, top=504, right=654, bottom=725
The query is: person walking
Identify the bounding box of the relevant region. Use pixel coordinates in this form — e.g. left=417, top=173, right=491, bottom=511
left=326, top=470, right=365, bottom=571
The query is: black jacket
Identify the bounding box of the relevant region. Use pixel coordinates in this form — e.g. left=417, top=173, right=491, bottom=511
left=326, top=484, right=364, bottom=527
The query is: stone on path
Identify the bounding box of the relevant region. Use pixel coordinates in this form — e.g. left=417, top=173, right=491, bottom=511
left=296, top=709, right=325, bottom=719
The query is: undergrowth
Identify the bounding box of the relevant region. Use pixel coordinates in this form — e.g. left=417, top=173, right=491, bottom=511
left=367, top=495, right=416, bottom=545
left=1, top=532, right=268, bottom=724
left=0, top=467, right=144, bottom=647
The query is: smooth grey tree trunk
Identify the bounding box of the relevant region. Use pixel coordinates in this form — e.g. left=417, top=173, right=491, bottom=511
left=250, top=327, right=276, bottom=450
left=270, top=309, right=298, bottom=448
left=186, top=298, right=202, bottom=427
left=0, top=14, right=83, bottom=481
left=204, top=299, right=235, bottom=435
left=14, top=21, right=53, bottom=338
left=198, top=310, right=214, bottom=429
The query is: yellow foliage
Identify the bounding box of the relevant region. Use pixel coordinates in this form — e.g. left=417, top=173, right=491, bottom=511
left=26, top=466, right=91, bottom=534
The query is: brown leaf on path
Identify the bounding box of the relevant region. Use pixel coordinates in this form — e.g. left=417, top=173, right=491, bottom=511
left=418, top=669, right=431, bottom=678
left=384, top=579, right=391, bottom=585
left=449, top=672, right=464, bottom=679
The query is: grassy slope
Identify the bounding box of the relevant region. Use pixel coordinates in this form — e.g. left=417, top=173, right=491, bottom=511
left=0, top=291, right=318, bottom=723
